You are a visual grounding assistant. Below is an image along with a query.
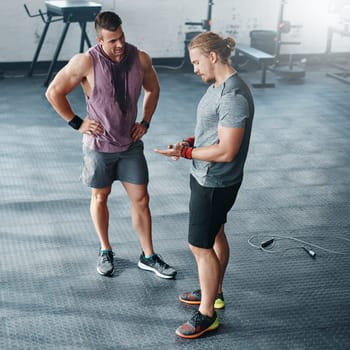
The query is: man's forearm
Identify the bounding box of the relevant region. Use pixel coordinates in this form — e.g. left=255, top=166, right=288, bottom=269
left=46, top=89, right=75, bottom=122
left=142, top=90, right=159, bottom=124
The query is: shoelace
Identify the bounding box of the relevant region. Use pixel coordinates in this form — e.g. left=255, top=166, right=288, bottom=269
left=153, top=254, right=170, bottom=268
left=101, top=252, right=113, bottom=263
left=191, top=311, right=205, bottom=326
left=192, top=289, right=201, bottom=298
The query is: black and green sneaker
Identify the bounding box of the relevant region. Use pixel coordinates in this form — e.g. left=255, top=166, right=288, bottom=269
left=176, top=311, right=219, bottom=339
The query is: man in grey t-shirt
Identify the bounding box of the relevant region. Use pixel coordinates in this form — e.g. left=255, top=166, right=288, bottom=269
left=155, top=31, right=254, bottom=339
left=192, top=72, right=254, bottom=187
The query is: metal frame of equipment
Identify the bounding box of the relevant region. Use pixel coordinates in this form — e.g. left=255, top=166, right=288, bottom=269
left=24, top=1, right=102, bottom=86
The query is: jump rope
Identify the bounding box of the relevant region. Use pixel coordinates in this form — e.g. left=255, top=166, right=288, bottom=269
left=248, top=234, right=350, bottom=258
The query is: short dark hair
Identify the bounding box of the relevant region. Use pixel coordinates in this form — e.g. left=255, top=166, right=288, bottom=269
left=95, top=11, right=122, bottom=38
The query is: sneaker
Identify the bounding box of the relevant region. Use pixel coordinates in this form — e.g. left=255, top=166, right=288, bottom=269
left=179, top=289, right=201, bottom=305
left=179, top=289, right=225, bottom=309
left=137, top=252, right=177, bottom=279
left=214, top=293, right=225, bottom=309
left=96, top=249, right=114, bottom=276
left=176, top=311, right=219, bottom=339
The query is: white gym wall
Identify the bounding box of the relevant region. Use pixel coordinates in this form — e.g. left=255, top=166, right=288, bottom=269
left=0, top=0, right=348, bottom=62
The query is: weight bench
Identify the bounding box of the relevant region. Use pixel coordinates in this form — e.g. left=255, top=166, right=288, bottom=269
left=234, top=44, right=275, bottom=88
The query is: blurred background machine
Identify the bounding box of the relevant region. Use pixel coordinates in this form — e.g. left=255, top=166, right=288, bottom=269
left=250, top=0, right=306, bottom=81
left=24, top=1, right=102, bottom=86
left=325, top=0, right=350, bottom=84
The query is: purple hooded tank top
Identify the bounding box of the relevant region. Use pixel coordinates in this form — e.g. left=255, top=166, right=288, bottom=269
left=83, top=43, right=142, bottom=152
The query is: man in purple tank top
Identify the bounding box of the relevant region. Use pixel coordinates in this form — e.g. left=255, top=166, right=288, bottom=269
left=46, top=11, right=176, bottom=279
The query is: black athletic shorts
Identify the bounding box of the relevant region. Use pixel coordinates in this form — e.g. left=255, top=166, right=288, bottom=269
left=188, top=174, right=242, bottom=249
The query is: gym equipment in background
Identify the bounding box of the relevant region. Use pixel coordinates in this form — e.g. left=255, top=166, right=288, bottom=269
left=183, top=0, right=214, bottom=70
left=24, top=1, right=102, bottom=86
left=155, top=0, right=214, bottom=70
left=325, top=0, right=350, bottom=84
left=250, top=0, right=306, bottom=81
left=271, top=0, right=306, bottom=79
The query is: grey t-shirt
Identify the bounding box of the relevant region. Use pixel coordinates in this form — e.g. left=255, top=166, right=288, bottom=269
left=191, top=73, right=254, bottom=187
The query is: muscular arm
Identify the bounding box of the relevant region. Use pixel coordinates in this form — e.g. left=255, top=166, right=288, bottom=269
left=131, top=50, right=160, bottom=141
left=155, top=126, right=245, bottom=163
left=192, top=126, right=244, bottom=162
left=45, top=53, right=90, bottom=121
left=45, top=53, right=103, bottom=135
left=139, top=50, right=160, bottom=124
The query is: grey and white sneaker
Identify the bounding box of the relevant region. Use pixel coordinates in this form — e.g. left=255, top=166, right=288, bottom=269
left=138, top=252, right=177, bottom=279
left=97, top=249, right=115, bottom=276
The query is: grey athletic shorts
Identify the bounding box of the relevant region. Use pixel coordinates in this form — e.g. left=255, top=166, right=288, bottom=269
left=81, top=140, right=149, bottom=188
left=188, top=175, right=241, bottom=249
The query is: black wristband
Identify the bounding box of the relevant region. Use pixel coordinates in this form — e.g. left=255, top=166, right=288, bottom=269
left=68, top=115, right=83, bottom=130
left=140, top=119, right=150, bottom=129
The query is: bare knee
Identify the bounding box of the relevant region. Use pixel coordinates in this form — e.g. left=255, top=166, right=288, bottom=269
left=91, top=187, right=111, bottom=205
left=123, top=183, right=150, bottom=209
left=133, top=192, right=150, bottom=209
left=189, top=244, right=211, bottom=260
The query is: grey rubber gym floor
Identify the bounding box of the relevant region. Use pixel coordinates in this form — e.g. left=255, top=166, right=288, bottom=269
left=1, top=61, right=350, bottom=350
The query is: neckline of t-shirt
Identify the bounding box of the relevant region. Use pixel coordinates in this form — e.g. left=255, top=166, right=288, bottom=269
left=212, top=72, right=237, bottom=89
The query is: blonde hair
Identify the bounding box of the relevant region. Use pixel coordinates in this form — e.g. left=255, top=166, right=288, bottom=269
left=188, top=32, right=236, bottom=64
